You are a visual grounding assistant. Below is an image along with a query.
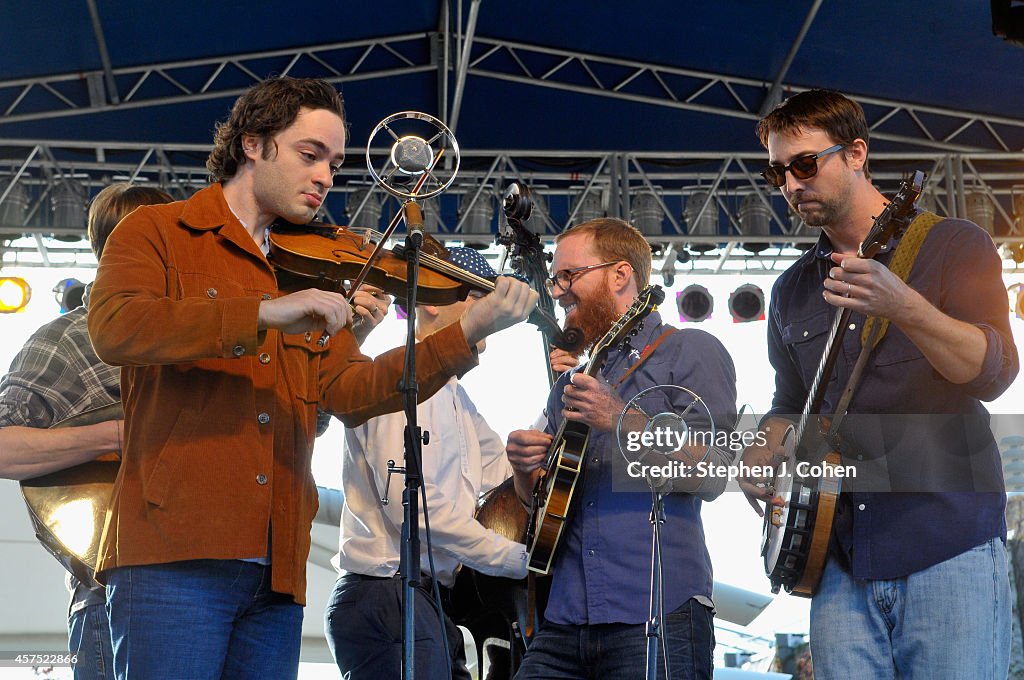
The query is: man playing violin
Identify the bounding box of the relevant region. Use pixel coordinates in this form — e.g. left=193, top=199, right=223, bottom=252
left=739, top=89, right=1018, bottom=679
left=506, top=218, right=737, bottom=680
left=87, top=76, right=537, bottom=680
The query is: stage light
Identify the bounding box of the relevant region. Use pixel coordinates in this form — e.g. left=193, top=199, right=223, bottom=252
left=728, top=283, right=765, bottom=322
left=52, top=178, right=88, bottom=241
left=571, top=187, right=604, bottom=225
left=53, top=278, right=86, bottom=313
left=683, top=190, right=718, bottom=253
left=965, top=190, right=995, bottom=236
left=738, top=194, right=771, bottom=254
left=458, top=186, right=495, bottom=250
left=630, top=190, right=664, bottom=237
left=0, top=276, right=31, bottom=313
left=677, top=284, right=713, bottom=322
left=1, top=176, right=30, bottom=227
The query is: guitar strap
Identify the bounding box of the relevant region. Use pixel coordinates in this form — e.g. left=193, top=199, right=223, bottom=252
left=614, top=327, right=678, bottom=387
left=830, top=210, right=942, bottom=437
left=859, top=210, right=942, bottom=352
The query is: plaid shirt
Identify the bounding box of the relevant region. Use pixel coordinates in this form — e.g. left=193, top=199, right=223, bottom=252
left=0, top=291, right=119, bottom=606
left=0, top=296, right=120, bottom=429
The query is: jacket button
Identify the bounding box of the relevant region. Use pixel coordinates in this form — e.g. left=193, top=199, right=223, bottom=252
left=256, top=474, right=268, bottom=485
left=207, top=287, right=218, bottom=298
left=259, top=353, right=271, bottom=364
left=304, top=332, right=312, bottom=342
left=257, top=412, right=270, bottom=424
left=232, top=344, right=245, bottom=357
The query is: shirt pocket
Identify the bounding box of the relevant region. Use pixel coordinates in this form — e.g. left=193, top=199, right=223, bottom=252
left=280, top=331, right=327, bottom=438
left=781, top=311, right=834, bottom=390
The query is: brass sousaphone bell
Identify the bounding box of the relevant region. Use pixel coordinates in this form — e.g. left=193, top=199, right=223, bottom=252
left=20, top=403, right=121, bottom=589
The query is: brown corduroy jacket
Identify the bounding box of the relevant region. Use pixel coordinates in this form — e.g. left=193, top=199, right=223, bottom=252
left=88, top=183, right=478, bottom=603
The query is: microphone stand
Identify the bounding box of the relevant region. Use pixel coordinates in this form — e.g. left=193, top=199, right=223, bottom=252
left=645, top=490, right=668, bottom=680
left=400, top=200, right=426, bottom=680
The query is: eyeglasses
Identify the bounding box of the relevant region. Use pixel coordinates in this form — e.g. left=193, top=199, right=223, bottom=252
left=760, top=144, right=844, bottom=188
left=544, top=261, right=618, bottom=293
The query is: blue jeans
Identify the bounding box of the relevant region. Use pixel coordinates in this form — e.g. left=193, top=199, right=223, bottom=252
left=105, top=559, right=303, bottom=680
left=69, top=601, right=115, bottom=680
left=513, top=598, right=714, bottom=680
left=810, top=537, right=1010, bottom=680
left=324, top=573, right=470, bottom=680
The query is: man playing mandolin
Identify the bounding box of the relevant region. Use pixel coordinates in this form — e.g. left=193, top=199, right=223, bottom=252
left=86, top=76, right=538, bottom=680
left=739, top=89, right=1018, bottom=679
left=506, top=218, right=737, bottom=680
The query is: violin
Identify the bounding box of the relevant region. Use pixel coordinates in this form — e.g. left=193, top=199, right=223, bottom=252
left=267, top=221, right=582, bottom=351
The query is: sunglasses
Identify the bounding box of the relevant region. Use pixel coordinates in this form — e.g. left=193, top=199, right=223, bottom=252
left=760, top=144, right=844, bottom=188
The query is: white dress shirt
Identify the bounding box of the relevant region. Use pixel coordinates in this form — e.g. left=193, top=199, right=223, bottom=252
left=334, top=376, right=528, bottom=586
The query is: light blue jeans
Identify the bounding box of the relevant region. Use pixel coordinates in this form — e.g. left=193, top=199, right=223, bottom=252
left=105, top=559, right=303, bottom=680
left=810, top=538, right=1010, bottom=680
left=68, top=601, right=114, bottom=680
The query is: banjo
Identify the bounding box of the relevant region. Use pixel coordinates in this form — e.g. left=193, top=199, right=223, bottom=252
left=762, top=171, right=924, bottom=596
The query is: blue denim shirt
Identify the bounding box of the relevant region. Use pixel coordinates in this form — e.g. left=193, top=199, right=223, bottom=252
left=766, top=216, right=1018, bottom=579
left=542, top=311, right=738, bottom=625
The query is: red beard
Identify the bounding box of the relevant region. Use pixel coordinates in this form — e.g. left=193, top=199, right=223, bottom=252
left=566, top=278, right=620, bottom=359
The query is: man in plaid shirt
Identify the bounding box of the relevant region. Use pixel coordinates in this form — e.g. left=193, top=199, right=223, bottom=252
left=0, top=183, right=172, bottom=680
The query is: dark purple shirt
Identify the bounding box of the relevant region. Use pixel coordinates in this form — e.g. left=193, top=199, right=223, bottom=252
left=542, top=311, right=738, bottom=625
left=766, top=216, right=1018, bottom=578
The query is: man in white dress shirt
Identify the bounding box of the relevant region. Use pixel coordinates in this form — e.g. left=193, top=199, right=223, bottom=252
left=324, top=248, right=529, bottom=680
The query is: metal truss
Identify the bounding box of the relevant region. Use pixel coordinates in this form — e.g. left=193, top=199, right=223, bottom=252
left=463, top=37, right=1024, bottom=153
left=2, top=139, right=1023, bottom=275
left=471, top=3, right=1010, bottom=154
left=2, top=33, right=1024, bottom=154
left=0, top=34, right=437, bottom=125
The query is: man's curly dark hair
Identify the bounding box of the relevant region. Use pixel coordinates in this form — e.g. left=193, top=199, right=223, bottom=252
left=206, top=77, right=347, bottom=183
